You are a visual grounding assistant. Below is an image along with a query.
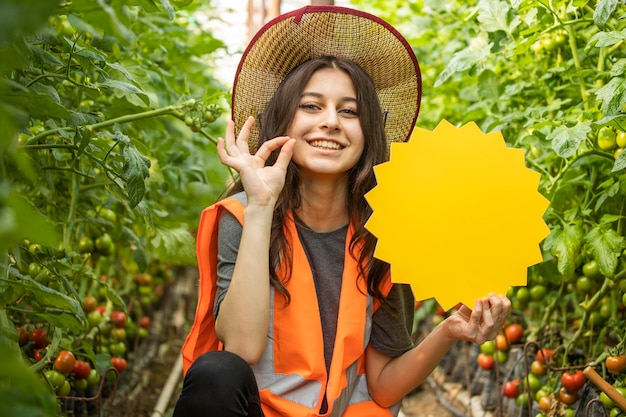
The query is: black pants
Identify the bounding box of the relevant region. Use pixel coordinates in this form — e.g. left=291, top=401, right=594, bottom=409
left=173, top=350, right=265, bottom=417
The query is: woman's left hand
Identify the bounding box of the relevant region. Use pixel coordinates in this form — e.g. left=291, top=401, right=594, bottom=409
left=444, top=293, right=511, bottom=344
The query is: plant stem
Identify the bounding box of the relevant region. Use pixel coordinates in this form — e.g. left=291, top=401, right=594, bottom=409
left=26, top=105, right=181, bottom=145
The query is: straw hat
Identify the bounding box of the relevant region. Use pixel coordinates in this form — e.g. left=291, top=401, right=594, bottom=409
left=231, top=5, right=421, bottom=150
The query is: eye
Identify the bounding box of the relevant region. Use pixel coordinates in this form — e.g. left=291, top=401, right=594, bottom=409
left=339, top=107, right=359, bottom=117
left=298, top=103, right=320, bottom=111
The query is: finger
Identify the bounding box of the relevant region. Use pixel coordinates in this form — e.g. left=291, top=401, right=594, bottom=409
left=236, top=116, right=255, bottom=152
left=273, top=138, right=296, bottom=169
left=223, top=119, right=237, bottom=151
left=255, top=136, right=292, bottom=160
left=216, top=137, right=228, bottom=163
left=457, top=305, right=472, bottom=322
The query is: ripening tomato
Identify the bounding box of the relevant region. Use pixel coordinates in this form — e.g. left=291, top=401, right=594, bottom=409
left=82, top=296, right=98, bottom=313
left=531, top=360, right=547, bottom=376
left=606, top=354, right=626, bottom=374
left=558, top=387, right=579, bottom=405
left=53, top=350, right=76, bottom=375
left=536, top=348, right=554, bottom=365
left=477, top=353, right=495, bottom=370
left=505, top=323, right=524, bottom=344
left=496, top=333, right=510, bottom=351
left=561, top=370, right=585, bottom=392
left=539, top=396, right=552, bottom=412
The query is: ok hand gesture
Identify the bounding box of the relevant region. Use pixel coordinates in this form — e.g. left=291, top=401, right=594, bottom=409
left=217, top=117, right=296, bottom=207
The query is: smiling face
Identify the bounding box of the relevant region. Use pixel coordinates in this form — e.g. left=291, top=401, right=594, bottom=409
left=286, top=67, right=365, bottom=181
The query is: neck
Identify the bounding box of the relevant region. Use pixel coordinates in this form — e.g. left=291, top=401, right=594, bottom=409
left=295, top=177, right=349, bottom=233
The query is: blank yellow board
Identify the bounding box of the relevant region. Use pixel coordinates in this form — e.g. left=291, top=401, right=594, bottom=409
left=365, top=120, right=550, bottom=311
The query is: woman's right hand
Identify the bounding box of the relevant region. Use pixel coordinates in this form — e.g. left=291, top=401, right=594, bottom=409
left=217, top=116, right=296, bottom=206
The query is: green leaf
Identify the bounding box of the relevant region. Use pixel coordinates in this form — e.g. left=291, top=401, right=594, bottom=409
left=6, top=91, right=71, bottom=120
left=477, top=0, right=520, bottom=34
left=100, top=79, right=145, bottom=95
left=149, top=225, right=196, bottom=264
left=596, top=77, right=626, bottom=116
left=17, top=274, right=86, bottom=332
left=612, top=147, right=626, bottom=172
left=589, top=29, right=626, bottom=48
left=0, top=0, right=58, bottom=48
left=0, top=191, right=58, bottom=254
left=543, top=222, right=584, bottom=279
left=584, top=224, right=625, bottom=278
left=0, top=344, right=58, bottom=417
left=122, top=143, right=151, bottom=208
left=594, top=0, right=620, bottom=28
left=546, top=123, right=591, bottom=158
left=435, top=36, right=492, bottom=87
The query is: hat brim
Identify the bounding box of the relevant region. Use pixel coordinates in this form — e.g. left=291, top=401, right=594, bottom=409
left=232, top=5, right=421, bottom=151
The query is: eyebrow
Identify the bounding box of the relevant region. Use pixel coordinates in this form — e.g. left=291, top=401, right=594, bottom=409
left=300, top=91, right=357, bottom=103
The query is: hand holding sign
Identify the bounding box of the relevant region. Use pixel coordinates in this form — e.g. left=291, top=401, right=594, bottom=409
left=365, top=120, right=550, bottom=311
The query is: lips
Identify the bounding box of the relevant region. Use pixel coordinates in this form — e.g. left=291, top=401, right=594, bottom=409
left=307, top=139, right=343, bottom=150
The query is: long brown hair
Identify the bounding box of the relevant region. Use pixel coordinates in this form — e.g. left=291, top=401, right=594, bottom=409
left=227, top=55, right=390, bottom=304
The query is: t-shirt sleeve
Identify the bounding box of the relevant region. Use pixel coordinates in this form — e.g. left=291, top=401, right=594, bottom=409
left=213, top=210, right=242, bottom=319
left=369, top=283, right=415, bottom=357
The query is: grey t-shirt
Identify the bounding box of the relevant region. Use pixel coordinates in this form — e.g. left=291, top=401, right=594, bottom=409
left=213, top=195, right=415, bottom=371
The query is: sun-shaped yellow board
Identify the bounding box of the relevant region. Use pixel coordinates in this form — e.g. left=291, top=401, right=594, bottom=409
left=365, top=120, right=550, bottom=312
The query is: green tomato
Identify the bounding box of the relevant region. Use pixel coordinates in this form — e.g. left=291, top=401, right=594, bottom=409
left=529, top=284, right=547, bottom=302
left=86, top=369, right=100, bottom=387
left=57, top=380, right=71, bottom=396
left=598, top=126, right=618, bottom=151
left=617, top=130, right=626, bottom=148
left=43, top=369, right=66, bottom=391
left=582, top=260, right=601, bottom=279
left=576, top=276, right=593, bottom=293
left=480, top=340, right=496, bottom=355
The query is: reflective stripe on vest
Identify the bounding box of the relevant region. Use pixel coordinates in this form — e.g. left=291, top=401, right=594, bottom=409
left=181, top=197, right=398, bottom=417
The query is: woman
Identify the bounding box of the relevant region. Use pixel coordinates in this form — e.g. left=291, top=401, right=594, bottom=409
left=175, top=6, right=511, bottom=417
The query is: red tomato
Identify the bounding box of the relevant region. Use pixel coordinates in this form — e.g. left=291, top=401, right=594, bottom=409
left=29, top=328, right=49, bottom=348
left=33, top=347, right=46, bottom=362
left=72, top=359, right=92, bottom=379
left=139, top=316, right=150, bottom=329
left=536, top=348, right=554, bottom=364
left=503, top=379, right=520, bottom=398
left=561, top=370, right=585, bottom=392
left=606, top=355, right=626, bottom=374
left=110, top=311, right=127, bottom=328
left=505, top=323, right=524, bottom=344
left=477, top=353, right=495, bottom=370
left=53, top=350, right=76, bottom=375
left=111, top=357, right=127, bottom=373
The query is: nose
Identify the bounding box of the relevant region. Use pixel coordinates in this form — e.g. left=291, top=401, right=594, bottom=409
left=320, top=108, right=340, bottom=130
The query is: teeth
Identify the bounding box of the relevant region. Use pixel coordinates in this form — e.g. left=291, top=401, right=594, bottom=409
left=309, top=140, right=341, bottom=150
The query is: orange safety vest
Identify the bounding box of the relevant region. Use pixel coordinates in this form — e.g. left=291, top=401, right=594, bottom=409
left=181, top=197, right=398, bottom=417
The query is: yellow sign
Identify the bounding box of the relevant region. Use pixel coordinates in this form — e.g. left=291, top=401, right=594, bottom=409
left=365, top=120, right=550, bottom=311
